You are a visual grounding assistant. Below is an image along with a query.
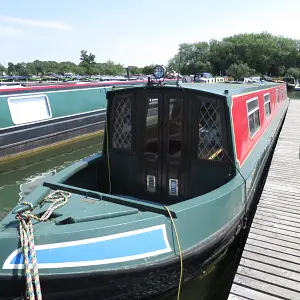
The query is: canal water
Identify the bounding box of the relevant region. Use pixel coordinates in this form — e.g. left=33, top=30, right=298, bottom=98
left=0, top=91, right=298, bottom=299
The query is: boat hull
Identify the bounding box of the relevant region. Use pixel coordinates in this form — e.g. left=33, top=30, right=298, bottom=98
left=0, top=109, right=106, bottom=159
left=0, top=82, right=289, bottom=300
left=0, top=217, right=237, bottom=300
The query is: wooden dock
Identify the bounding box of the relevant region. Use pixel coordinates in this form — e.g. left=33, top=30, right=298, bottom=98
left=228, top=100, right=300, bottom=300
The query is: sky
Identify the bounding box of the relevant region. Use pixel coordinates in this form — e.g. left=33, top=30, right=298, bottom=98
left=0, top=0, right=299, bottom=67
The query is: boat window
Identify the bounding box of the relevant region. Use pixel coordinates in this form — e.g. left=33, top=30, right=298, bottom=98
left=276, top=89, right=279, bottom=103
left=284, top=88, right=287, bottom=100
left=198, top=101, right=223, bottom=161
left=247, top=97, right=260, bottom=138
left=264, top=93, right=271, bottom=118
left=112, top=96, right=132, bottom=150
left=168, top=98, right=182, bottom=157
left=8, top=94, right=52, bottom=125
left=280, top=89, right=283, bottom=102
left=146, top=98, right=159, bottom=154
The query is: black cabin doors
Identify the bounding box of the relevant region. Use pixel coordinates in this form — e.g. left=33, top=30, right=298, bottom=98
left=138, top=90, right=188, bottom=204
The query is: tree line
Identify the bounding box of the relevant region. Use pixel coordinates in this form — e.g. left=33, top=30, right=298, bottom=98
left=0, top=50, right=156, bottom=77
left=168, top=32, right=300, bottom=79
left=1, top=32, right=300, bottom=79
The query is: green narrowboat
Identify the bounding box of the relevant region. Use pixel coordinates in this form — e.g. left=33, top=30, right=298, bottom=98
left=0, top=68, right=289, bottom=299
left=0, top=79, right=154, bottom=161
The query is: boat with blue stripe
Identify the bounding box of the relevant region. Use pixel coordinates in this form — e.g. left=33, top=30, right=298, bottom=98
left=0, top=66, right=289, bottom=299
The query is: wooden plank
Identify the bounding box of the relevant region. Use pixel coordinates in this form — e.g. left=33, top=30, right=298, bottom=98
left=245, top=242, right=300, bottom=264
left=230, top=284, right=282, bottom=300
left=258, top=203, right=300, bottom=216
left=250, top=223, right=300, bottom=243
left=252, top=219, right=300, bottom=235
left=256, top=206, right=300, bottom=220
left=242, top=250, right=300, bottom=273
left=227, top=293, right=250, bottom=300
left=247, top=237, right=300, bottom=257
left=259, top=195, right=300, bottom=208
left=264, top=175, right=300, bottom=183
left=250, top=227, right=300, bottom=245
left=263, top=184, right=300, bottom=194
left=239, top=257, right=300, bottom=282
left=236, top=266, right=300, bottom=292
left=233, top=274, right=300, bottom=300
left=248, top=232, right=300, bottom=251
left=255, top=208, right=300, bottom=225
left=253, top=214, right=300, bottom=229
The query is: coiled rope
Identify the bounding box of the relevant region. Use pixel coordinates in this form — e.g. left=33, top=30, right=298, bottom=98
left=16, top=190, right=71, bottom=300
left=164, top=206, right=183, bottom=300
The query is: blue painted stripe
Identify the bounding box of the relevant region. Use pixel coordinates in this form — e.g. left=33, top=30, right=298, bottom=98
left=9, top=226, right=169, bottom=265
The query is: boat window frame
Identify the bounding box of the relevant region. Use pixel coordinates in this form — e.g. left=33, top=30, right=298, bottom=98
left=196, top=94, right=227, bottom=162
left=246, top=96, right=260, bottom=139
left=7, top=94, right=52, bottom=125
left=280, top=88, right=284, bottom=102
left=110, top=92, right=134, bottom=152
left=263, top=93, right=271, bottom=118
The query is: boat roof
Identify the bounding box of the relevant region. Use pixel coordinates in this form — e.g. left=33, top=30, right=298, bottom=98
left=110, top=82, right=283, bottom=97
left=177, top=82, right=282, bottom=97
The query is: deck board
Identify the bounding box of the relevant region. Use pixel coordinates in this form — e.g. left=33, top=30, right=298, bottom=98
left=228, top=99, right=300, bottom=299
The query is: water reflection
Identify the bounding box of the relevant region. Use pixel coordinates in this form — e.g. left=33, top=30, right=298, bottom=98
left=0, top=135, right=103, bottom=221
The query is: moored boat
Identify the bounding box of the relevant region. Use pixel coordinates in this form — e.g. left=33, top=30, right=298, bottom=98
left=283, top=76, right=296, bottom=90
left=0, top=67, right=289, bottom=299
left=0, top=78, right=177, bottom=161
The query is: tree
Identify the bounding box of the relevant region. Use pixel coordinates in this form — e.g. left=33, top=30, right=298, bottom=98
left=227, top=63, right=256, bottom=79
left=142, top=65, right=156, bottom=75
left=7, top=62, right=15, bottom=75
left=128, top=66, right=141, bottom=75
left=286, top=67, right=300, bottom=79
left=0, top=64, right=6, bottom=74
left=14, top=62, right=30, bottom=76
left=79, top=50, right=96, bottom=75
left=167, top=42, right=211, bottom=75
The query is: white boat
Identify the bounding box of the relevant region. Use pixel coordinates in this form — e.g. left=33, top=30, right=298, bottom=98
left=294, top=84, right=300, bottom=91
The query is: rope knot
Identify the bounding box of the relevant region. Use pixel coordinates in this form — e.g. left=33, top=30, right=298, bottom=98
left=17, top=190, right=71, bottom=300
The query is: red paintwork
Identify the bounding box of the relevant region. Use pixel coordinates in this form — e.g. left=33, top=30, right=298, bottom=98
left=231, top=83, right=287, bottom=166
left=0, top=79, right=177, bottom=93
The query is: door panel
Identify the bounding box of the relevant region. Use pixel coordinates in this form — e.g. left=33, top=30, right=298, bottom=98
left=139, top=90, right=187, bottom=204
left=144, top=94, right=163, bottom=199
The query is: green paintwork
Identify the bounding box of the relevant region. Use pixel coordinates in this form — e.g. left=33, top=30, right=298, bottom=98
left=0, top=82, right=289, bottom=283
left=0, top=87, right=109, bottom=129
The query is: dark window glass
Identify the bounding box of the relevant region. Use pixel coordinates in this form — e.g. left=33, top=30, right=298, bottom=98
left=168, top=98, right=182, bottom=156
left=145, top=98, right=158, bottom=153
